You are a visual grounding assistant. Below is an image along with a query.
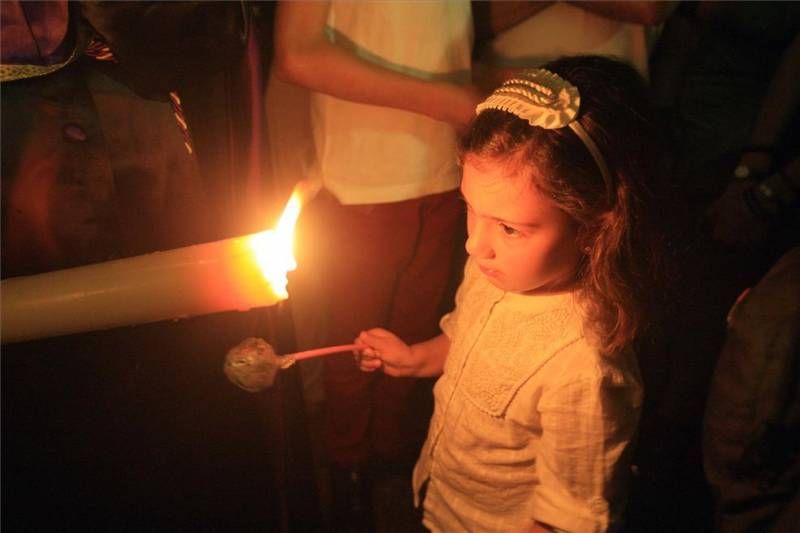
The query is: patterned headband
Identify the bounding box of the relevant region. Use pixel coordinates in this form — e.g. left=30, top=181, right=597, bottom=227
left=475, top=69, right=612, bottom=196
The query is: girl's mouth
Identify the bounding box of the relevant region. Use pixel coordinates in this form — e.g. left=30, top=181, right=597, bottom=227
left=478, top=264, right=500, bottom=278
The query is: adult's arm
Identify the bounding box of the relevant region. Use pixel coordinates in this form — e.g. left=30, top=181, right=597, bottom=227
left=472, top=1, right=555, bottom=45
left=568, top=1, right=676, bottom=26
left=745, top=30, right=800, bottom=153
left=272, top=1, right=479, bottom=129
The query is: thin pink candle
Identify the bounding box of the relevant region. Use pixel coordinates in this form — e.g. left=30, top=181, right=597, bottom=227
left=284, top=343, right=360, bottom=361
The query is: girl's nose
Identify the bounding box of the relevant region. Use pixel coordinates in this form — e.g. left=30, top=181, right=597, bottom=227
left=465, top=222, right=494, bottom=259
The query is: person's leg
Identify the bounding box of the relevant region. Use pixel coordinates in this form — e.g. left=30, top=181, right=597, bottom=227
left=365, top=191, right=463, bottom=532
left=318, top=193, right=421, bottom=468
left=371, top=190, right=465, bottom=465
left=313, top=192, right=431, bottom=529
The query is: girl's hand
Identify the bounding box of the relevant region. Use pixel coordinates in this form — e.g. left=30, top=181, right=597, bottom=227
left=354, top=336, right=384, bottom=373
left=354, top=328, right=414, bottom=376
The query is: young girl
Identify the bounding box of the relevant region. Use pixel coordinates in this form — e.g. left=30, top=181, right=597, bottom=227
left=355, top=55, right=665, bottom=532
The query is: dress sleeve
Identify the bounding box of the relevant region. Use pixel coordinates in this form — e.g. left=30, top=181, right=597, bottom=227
left=528, top=369, right=642, bottom=532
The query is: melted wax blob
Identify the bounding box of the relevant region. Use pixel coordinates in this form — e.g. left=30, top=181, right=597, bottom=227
left=224, top=337, right=296, bottom=392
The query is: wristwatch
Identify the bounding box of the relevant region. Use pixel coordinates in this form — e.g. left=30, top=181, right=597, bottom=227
left=734, top=145, right=775, bottom=180
left=734, top=164, right=754, bottom=180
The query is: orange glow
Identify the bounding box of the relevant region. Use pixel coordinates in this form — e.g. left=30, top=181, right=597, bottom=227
left=247, top=188, right=303, bottom=299
left=1, top=183, right=317, bottom=343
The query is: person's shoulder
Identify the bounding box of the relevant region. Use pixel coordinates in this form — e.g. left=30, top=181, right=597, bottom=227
left=727, top=247, right=800, bottom=336
left=550, top=337, right=641, bottom=390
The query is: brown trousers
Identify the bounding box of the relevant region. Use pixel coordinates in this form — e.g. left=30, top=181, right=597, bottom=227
left=295, top=188, right=464, bottom=468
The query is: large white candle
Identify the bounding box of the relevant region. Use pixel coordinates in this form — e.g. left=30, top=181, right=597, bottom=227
left=1, top=187, right=305, bottom=344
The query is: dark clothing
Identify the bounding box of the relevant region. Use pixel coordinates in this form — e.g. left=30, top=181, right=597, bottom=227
left=1, top=2, right=279, bottom=275
left=297, top=189, right=465, bottom=469
left=1, top=3, right=321, bottom=531
left=704, top=247, right=800, bottom=533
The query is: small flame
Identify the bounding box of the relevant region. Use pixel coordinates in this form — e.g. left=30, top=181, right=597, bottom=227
left=248, top=188, right=304, bottom=299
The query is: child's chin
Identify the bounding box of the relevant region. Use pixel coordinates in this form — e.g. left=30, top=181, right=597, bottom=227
left=486, top=275, right=542, bottom=294
left=480, top=269, right=537, bottom=293
left=485, top=276, right=516, bottom=292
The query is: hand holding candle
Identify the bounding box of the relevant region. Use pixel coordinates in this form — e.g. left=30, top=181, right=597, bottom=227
left=354, top=328, right=449, bottom=378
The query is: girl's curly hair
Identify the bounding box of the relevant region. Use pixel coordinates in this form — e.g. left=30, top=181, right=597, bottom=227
left=461, top=55, right=668, bottom=355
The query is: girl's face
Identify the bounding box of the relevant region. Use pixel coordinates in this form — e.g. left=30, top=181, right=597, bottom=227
left=461, top=157, right=582, bottom=294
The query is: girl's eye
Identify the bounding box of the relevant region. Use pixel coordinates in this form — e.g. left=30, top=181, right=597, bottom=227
left=500, top=223, right=521, bottom=237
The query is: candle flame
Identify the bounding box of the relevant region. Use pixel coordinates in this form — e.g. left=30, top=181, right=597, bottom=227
left=248, top=189, right=303, bottom=299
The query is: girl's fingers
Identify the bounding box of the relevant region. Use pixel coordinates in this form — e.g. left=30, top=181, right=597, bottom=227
left=359, top=329, right=398, bottom=352
left=362, top=347, right=379, bottom=358
left=354, top=344, right=383, bottom=372
left=358, top=355, right=382, bottom=372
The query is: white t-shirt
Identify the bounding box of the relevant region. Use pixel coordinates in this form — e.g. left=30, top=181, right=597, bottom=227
left=310, top=0, right=473, bottom=205
left=483, top=3, right=651, bottom=78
